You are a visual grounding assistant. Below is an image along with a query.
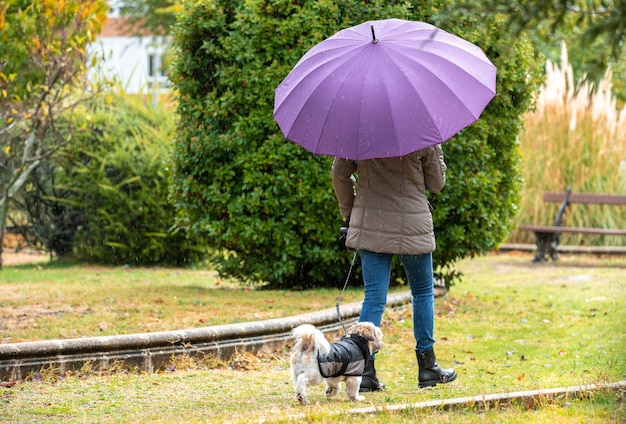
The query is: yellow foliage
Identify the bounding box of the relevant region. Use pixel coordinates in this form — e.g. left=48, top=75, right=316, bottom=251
left=513, top=42, right=626, bottom=246
left=0, top=4, right=5, bottom=32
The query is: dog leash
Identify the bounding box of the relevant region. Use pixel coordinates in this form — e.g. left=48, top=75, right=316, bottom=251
left=336, top=251, right=358, bottom=335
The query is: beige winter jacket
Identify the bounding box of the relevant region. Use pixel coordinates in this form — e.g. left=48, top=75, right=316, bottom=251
left=332, top=145, right=446, bottom=255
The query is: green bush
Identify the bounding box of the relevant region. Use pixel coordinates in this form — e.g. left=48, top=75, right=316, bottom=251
left=15, top=151, right=82, bottom=258
left=31, top=92, right=204, bottom=266
left=170, top=0, right=543, bottom=288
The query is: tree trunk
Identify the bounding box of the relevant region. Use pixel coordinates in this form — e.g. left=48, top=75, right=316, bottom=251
left=0, top=228, right=4, bottom=270
left=0, top=133, right=41, bottom=270
left=0, top=197, right=7, bottom=271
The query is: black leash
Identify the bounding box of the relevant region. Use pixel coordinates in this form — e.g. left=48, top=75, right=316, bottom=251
left=336, top=251, right=358, bottom=335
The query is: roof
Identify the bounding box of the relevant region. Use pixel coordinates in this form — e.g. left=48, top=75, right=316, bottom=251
left=100, top=17, right=153, bottom=37
left=100, top=17, right=126, bottom=37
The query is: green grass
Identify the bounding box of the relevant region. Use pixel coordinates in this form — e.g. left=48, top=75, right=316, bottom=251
left=0, top=261, right=379, bottom=343
left=1, top=253, right=625, bottom=423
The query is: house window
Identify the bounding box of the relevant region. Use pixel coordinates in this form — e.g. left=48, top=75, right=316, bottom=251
left=147, top=53, right=169, bottom=89
left=148, top=54, right=163, bottom=77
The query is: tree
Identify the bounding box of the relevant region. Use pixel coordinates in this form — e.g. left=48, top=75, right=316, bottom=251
left=170, top=0, right=543, bottom=288
left=116, top=0, right=181, bottom=36
left=454, top=0, right=626, bottom=99
left=457, top=0, right=625, bottom=60
left=0, top=0, right=108, bottom=269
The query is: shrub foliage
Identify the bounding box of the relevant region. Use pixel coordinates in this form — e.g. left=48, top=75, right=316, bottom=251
left=170, top=0, right=543, bottom=287
left=21, top=93, right=203, bottom=266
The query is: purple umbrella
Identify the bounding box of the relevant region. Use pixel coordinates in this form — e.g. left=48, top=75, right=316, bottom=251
left=273, top=19, right=497, bottom=160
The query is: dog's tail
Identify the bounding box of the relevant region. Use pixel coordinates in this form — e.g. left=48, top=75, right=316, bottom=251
left=292, top=324, right=331, bottom=357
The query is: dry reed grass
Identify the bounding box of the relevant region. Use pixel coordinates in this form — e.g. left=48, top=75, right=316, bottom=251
left=514, top=43, right=626, bottom=246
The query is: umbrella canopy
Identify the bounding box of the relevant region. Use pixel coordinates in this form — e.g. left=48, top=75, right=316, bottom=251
left=273, top=18, right=497, bottom=160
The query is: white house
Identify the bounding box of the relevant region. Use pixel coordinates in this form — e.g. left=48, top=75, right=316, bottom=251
left=89, top=0, right=170, bottom=93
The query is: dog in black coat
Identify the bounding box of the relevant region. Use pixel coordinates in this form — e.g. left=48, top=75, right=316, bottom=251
left=290, top=322, right=383, bottom=404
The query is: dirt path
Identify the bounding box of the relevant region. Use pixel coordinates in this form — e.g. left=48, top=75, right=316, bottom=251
left=2, top=250, right=50, bottom=266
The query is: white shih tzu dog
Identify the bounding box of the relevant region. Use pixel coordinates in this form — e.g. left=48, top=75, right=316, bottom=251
left=290, top=321, right=383, bottom=404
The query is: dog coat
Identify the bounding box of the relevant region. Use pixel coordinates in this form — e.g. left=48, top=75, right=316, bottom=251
left=317, top=333, right=370, bottom=378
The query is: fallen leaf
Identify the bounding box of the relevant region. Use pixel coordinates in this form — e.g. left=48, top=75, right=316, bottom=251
left=517, top=372, right=526, bottom=381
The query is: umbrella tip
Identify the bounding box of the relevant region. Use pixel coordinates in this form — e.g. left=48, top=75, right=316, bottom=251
left=370, top=25, right=377, bottom=44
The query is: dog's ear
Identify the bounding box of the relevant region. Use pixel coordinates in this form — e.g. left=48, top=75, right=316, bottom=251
left=374, top=326, right=383, bottom=344
left=370, top=326, right=383, bottom=352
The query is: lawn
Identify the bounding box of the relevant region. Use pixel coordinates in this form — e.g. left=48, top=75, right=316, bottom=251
left=1, top=252, right=625, bottom=423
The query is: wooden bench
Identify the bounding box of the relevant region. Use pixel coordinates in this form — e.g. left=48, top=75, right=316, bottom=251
left=518, top=187, right=626, bottom=262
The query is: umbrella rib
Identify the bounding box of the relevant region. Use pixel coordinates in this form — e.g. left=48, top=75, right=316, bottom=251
left=387, top=41, right=496, bottom=105
left=378, top=47, right=446, bottom=144
left=278, top=45, right=367, bottom=151
left=316, top=48, right=371, bottom=158
left=376, top=55, right=402, bottom=156
left=388, top=46, right=492, bottom=123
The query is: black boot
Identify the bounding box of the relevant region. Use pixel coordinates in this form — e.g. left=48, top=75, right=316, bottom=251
left=359, top=358, right=385, bottom=392
left=416, top=348, right=457, bottom=388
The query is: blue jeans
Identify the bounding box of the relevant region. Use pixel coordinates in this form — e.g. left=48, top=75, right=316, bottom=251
left=359, top=250, right=435, bottom=353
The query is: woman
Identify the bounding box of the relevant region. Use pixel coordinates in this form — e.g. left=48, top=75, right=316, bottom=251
left=331, top=144, right=457, bottom=391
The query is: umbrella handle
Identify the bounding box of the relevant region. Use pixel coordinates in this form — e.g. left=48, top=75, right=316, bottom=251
left=370, top=25, right=377, bottom=44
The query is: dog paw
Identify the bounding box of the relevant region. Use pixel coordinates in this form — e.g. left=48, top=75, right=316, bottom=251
left=325, top=387, right=339, bottom=398
left=296, top=393, right=309, bottom=405
left=355, top=394, right=365, bottom=402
